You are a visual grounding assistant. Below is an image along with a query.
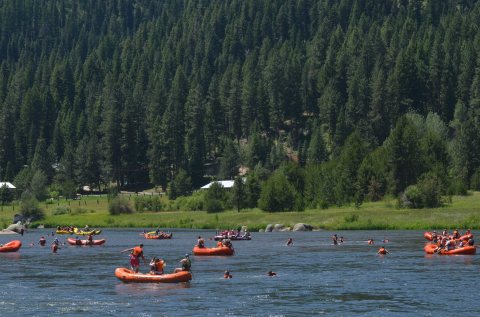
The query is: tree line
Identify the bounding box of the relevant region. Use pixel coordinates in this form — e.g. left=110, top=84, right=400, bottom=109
left=1, top=0, right=480, bottom=210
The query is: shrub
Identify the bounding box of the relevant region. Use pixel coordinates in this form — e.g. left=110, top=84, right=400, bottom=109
left=204, top=182, right=226, bottom=213
left=204, top=198, right=224, bottom=213
left=20, top=190, right=45, bottom=220
left=53, top=206, right=71, bottom=215
left=108, top=196, right=133, bottom=215
left=258, top=171, right=297, bottom=212
left=400, top=185, right=423, bottom=208
left=134, top=196, right=163, bottom=212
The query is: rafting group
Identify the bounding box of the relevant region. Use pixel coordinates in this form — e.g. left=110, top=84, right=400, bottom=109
left=213, top=229, right=251, bottom=241
left=142, top=228, right=173, bottom=240
left=56, top=225, right=102, bottom=236
left=423, top=229, right=476, bottom=255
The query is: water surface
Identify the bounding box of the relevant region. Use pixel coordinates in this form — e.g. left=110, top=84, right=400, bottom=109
left=1, top=229, right=479, bottom=316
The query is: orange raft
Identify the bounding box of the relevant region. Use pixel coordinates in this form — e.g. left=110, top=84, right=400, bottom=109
left=0, top=240, right=22, bottom=252
left=424, top=232, right=434, bottom=241
left=424, top=244, right=476, bottom=255
left=67, top=238, right=106, bottom=246
left=114, top=268, right=192, bottom=283
left=192, top=245, right=234, bottom=256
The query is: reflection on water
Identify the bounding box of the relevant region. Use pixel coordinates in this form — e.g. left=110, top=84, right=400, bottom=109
left=1, top=229, right=479, bottom=316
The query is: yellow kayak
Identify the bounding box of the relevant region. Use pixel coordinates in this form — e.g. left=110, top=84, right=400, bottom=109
left=73, top=228, right=102, bottom=235
left=56, top=229, right=73, bottom=234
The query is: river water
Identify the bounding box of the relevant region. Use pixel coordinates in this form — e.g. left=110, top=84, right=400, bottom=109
left=0, top=229, right=478, bottom=316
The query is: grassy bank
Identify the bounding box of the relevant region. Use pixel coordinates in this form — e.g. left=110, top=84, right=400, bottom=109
left=1, top=192, right=480, bottom=231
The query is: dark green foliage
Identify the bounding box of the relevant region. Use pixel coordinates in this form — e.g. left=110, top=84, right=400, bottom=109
left=204, top=182, right=226, bottom=213
left=168, top=169, right=192, bottom=200
left=232, top=176, right=246, bottom=212
left=1, top=1, right=479, bottom=209
left=399, top=173, right=444, bottom=209
left=0, top=184, right=13, bottom=203
left=134, top=196, right=163, bottom=212
left=19, top=190, right=45, bottom=221
left=258, top=171, right=298, bottom=212
left=108, top=196, right=133, bottom=215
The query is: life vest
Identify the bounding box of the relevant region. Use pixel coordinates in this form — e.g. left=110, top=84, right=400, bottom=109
left=132, top=246, right=143, bottom=256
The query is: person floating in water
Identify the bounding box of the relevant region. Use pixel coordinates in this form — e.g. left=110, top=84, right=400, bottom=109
left=332, top=234, right=338, bottom=245
left=377, top=246, right=389, bottom=255
left=339, top=236, right=344, bottom=244
left=51, top=238, right=60, bottom=253
left=39, top=236, right=46, bottom=246
left=286, top=238, right=293, bottom=246
left=267, top=271, right=277, bottom=277
left=224, top=270, right=233, bottom=279
left=368, top=239, right=374, bottom=245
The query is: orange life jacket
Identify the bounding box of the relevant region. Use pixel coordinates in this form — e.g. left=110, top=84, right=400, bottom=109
left=132, top=246, right=143, bottom=256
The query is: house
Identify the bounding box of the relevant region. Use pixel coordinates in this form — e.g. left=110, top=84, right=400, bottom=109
left=200, top=180, right=235, bottom=189
left=0, top=182, right=15, bottom=189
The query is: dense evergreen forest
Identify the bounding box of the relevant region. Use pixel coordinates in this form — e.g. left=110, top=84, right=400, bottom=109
left=1, top=0, right=480, bottom=211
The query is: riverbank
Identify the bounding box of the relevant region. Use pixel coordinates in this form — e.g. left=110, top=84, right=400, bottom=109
left=2, top=192, right=480, bottom=231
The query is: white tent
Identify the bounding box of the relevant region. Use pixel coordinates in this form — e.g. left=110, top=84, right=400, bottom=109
left=200, top=180, right=235, bottom=189
left=0, top=182, right=15, bottom=189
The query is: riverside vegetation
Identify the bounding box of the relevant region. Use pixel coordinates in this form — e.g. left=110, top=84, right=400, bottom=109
left=1, top=192, right=480, bottom=231
left=2, top=1, right=480, bottom=226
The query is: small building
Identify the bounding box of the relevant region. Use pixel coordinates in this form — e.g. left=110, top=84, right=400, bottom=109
left=200, top=180, right=235, bottom=189
left=0, top=182, right=15, bottom=189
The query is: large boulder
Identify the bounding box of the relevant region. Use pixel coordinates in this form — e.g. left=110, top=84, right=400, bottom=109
left=265, top=224, right=274, bottom=232
left=6, top=221, right=25, bottom=233
left=292, top=223, right=313, bottom=231
left=273, top=224, right=285, bottom=232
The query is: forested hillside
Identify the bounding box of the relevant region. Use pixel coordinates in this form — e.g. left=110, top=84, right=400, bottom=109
left=1, top=0, right=480, bottom=210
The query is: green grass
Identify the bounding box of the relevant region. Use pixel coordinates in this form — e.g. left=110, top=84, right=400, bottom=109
left=2, top=192, right=480, bottom=231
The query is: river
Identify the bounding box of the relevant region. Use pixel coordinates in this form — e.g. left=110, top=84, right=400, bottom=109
left=0, top=229, right=478, bottom=316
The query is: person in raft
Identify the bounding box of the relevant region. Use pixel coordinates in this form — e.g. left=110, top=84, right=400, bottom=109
left=332, top=234, right=338, bottom=245
left=39, top=236, right=46, bottom=246
left=174, top=254, right=191, bottom=273
left=377, top=246, right=389, bottom=255
left=75, top=236, right=82, bottom=245
left=267, top=271, right=277, bottom=277
left=149, top=257, right=165, bottom=275
left=286, top=238, right=293, bottom=246
left=122, top=244, right=147, bottom=273
left=224, top=270, right=233, bottom=279
left=197, top=236, right=205, bottom=248
left=86, top=234, right=94, bottom=246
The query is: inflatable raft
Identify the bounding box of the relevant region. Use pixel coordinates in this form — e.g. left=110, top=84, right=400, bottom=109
left=73, top=228, right=102, bottom=235
left=114, top=268, right=192, bottom=283
left=0, top=240, right=22, bottom=252
left=192, top=245, right=234, bottom=256
left=67, top=238, right=106, bottom=246
left=424, top=243, right=476, bottom=255
left=144, top=233, right=172, bottom=240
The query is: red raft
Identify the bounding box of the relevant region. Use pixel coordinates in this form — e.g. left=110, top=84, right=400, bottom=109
left=115, top=268, right=192, bottom=283
left=424, top=244, right=476, bottom=255
left=0, top=240, right=22, bottom=252
left=192, top=245, right=234, bottom=256
left=67, top=238, right=106, bottom=246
